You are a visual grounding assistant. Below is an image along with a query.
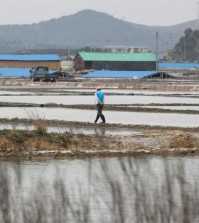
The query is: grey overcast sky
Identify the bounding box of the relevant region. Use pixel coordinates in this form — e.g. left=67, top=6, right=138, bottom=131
left=1, top=0, right=198, bottom=26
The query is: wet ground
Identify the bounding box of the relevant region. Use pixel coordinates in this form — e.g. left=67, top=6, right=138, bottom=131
left=0, top=118, right=198, bottom=159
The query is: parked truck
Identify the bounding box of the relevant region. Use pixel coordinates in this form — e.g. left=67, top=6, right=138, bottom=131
left=29, top=66, right=58, bottom=82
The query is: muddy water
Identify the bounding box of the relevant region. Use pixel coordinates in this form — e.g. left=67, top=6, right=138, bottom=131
left=0, top=107, right=199, bottom=127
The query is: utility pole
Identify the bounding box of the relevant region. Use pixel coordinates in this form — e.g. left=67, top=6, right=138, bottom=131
left=183, top=38, right=186, bottom=61
left=170, top=32, right=173, bottom=50
left=156, top=32, right=159, bottom=72
left=197, top=1, right=199, bottom=28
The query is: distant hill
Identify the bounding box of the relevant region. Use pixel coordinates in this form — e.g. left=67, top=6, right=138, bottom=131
left=0, top=9, right=198, bottom=53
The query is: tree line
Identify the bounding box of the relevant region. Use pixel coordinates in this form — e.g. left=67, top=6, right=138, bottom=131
left=171, top=28, right=199, bottom=62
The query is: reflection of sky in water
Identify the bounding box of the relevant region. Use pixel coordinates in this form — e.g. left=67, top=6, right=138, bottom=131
left=2, top=157, right=199, bottom=222
left=1, top=88, right=199, bottom=95
left=0, top=124, right=137, bottom=136
left=142, top=106, right=199, bottom=111
left=0, top=95, right=198, bottom=105
left=0, top=91, right=64, bottom=95
left=0, top=107, right=198, bottom=127
left=5, top=157, right=199, bottom=190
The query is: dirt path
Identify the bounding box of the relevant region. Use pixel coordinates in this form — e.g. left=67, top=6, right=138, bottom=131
left=0, top=78, right=199, bottom=91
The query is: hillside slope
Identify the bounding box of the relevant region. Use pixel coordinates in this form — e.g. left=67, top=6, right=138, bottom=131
left=0, top=10, right=198, bottom=52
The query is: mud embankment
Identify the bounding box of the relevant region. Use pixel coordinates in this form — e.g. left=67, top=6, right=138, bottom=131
left=0, top=79, right=199, bottom=92
left=0, top=119, right=198, bottom=160
left=0, top=102, right=198, bottom=115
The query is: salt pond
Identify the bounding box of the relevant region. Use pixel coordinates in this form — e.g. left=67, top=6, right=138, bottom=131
left=0, top=107, right=198, bottom=127
left=143, top=105, right=199, bottom=111
left=2, top=88, right=198, bottom=96
left=0, top=95, right=199, bottom=105
left=0, top=123, right=137, bottom=136
left=0, top=88, right=198, bottom=221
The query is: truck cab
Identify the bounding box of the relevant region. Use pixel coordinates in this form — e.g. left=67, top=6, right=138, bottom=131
left=30, top=66, right=57, bottom=82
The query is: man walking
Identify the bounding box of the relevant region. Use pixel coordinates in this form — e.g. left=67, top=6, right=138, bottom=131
left=94, top=87, right=106, bottom=124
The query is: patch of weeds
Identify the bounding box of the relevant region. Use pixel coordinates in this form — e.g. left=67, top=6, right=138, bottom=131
left=45, top=133, right=61, bottom=144
left=25, top=109, right=48, bottom=136
left=33, top=119, right=47, bottom=136
left=58, top=132, right=73, bottom=148
left=0, top=129, right=11, bottom=136
left=0, top=135, right=16, bottom=151
left=24, top=138, right=57, bottom=150
left=6, top=130, right=27, bottom=144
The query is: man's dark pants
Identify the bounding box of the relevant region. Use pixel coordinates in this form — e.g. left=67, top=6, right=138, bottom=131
left=95, top=104, right=105, bottom=123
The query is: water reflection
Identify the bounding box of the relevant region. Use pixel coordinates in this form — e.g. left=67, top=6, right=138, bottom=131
left=1, top=157, right=199, bottom=222
left=0, top=107, right=198, bottom=127
left=0, top=124, right=135, bottom=136
left=0, top=95, right=198, bottom=105
left=1, top=88, right=199, bottom=96
left=146, top=105, right=199, bottom=111
left=94, top=126, right=106, bottom=135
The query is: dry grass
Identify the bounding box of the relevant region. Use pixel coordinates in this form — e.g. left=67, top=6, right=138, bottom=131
left=24, top=138, right=57, bottom=150
left=0, top=130, right=69, bottom=154
left=0, top=136, right=16, bottom=151
left=0, top=127, right=198, bottom=158
left=25, top=109, right=47, bottom=135
left=170, top=133, right=197, bottom=148
left=32, top=119, right=47, bottom=136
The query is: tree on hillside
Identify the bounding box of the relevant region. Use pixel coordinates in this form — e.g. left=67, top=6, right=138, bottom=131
left=171, top=28, right=199, bottom=62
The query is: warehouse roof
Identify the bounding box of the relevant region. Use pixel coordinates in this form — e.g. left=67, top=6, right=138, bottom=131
left=0, top=54, right=60, bottom=61
left=159, top=63, right=199, bottom=69
left=78, top=52, right=156, bottom=62
left=0, top=68, right=30, bottom=77
left=83, top=70, right=157, bottom=78
left=0, top=68, right=55, bottom=77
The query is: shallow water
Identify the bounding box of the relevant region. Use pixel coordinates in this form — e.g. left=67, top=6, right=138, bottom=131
left=0, top=88, right=199, bottom=98
left=0, top=123, right=137, bottom=136
left=0, top=95, right=198, bottom=105
left=144, top=106, right=199, bottom=111
left=0, top=91, right=198, bottom=128
left=5, top=156, right=199, bottom=193
left=0, top=107, right=198, bottom=127
left=0, top=88, right=198, bottom=221
left=2, top=157, right=199, bottom=222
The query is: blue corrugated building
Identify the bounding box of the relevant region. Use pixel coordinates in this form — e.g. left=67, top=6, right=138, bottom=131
left=83, top=70, right=158, bottom=79
left=0, top=68, right=30, bottom=77
left=159, top=62, right=199, bottom=69
left=0, top=54, right=60, bottom=61
left=0, top=68, right=55, bottom=78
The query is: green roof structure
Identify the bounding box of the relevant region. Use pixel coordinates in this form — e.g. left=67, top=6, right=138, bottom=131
left=78, top=52, right=156, bottom=62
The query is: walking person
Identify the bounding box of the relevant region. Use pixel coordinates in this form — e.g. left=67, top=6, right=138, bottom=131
left=94, top=87, right=106, bottom=124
